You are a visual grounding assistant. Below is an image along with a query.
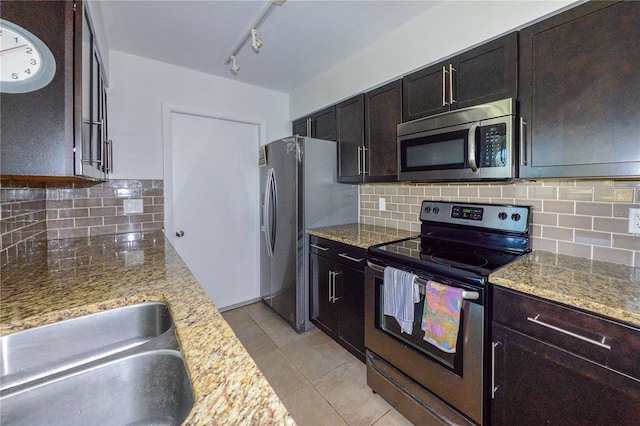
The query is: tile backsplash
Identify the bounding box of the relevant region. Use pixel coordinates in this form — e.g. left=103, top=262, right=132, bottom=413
left=360, top=180, right=640, bottom=267
left=1, top=179, right=164, bottom=266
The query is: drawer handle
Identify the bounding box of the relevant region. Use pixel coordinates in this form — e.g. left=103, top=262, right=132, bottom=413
left=338, top=253, right=364, bottom=263
left=310, top=243, right=329, bottom=251
left=526, top=315, right=611, bottom=350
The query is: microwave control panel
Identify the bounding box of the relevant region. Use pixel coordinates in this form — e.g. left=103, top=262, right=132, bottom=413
left=479, top=123, right=507, bottom=168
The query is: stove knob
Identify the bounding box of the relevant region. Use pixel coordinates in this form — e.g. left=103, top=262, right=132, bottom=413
left=498, top=212, right=508, bottom=220
left=433, top=207, right=440, bottom=214
left=424, top=206, right=431, bottom=214
left=511, top=213, right=521, bottom=222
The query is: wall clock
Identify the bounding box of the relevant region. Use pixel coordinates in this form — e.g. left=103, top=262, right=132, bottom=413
left=0, top=18, right=56, bottom=93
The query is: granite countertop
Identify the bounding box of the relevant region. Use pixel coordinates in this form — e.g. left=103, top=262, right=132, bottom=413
left=309, top=224, right=640, bottom=329
left=307, top=223, right=417, bottom=249
left=490, top=250, right=640, bottom=328
left=0, top=231, right=293, bottom=425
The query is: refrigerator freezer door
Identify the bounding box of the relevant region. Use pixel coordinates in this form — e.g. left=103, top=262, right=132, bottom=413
left=263, top=138, right=300, bottom=329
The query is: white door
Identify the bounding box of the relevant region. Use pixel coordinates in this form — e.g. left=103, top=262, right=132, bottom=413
left=166, top=110, right=260, bottom=310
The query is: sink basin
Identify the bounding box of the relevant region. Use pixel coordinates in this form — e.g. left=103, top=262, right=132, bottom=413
left=0, top=302, right=195, bottom=425
left=1, top=302, right=173, bottom=389
left=1, top=350, right=194, bottom=426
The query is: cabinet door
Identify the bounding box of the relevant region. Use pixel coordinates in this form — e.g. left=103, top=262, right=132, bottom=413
left=519, top=1, right=640, bottom=178
left=309, top=254, right=339, bottom=334
left=453, top=32, right=517, bottom=110
left=292, top=117, right=308, bottom=137
left=337, top=265, right=365, bottom=361
left=365, top=80, right=401, bottom=182
left=0, top=1, right=74, bottom=177
left=311, top=106, right=336, bottom=141
left=336, top=94, right=365, bottom=183
left=402, top=60, right=449, bottom=122
left=491, top=323, right=640, bottom=425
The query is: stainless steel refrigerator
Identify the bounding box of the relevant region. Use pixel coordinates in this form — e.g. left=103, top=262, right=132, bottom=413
left=260, top=136, right=358, bottom=332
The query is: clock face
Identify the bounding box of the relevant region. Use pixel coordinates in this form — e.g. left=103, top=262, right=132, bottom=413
left=0, top=19, right=56, bottom=93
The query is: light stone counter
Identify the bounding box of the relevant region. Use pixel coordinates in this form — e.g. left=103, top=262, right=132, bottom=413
left=0, top=231, right=293, bottom=425
left=307, top=224, right=640, bottom=329
left=307, top=223, right=417, bottom=249
left=490, top=250, right=640, bottom=328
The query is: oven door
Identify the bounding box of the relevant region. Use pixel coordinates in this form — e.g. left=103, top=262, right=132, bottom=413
left=365, top=259, right=485, bottom=425
left=397, top=116, right=514, bottom=182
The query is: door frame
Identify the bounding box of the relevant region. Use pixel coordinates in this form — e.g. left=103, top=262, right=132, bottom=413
left=161, top=103, right=267, bottom=303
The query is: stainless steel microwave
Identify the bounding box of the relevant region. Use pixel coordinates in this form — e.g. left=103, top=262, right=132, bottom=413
left=397, top=98, right=516, bottom=182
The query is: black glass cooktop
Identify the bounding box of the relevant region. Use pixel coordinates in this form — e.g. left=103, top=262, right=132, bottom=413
left=369, top=236, right=523, bottom=277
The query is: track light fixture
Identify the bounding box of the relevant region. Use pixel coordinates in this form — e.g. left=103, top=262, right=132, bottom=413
left=224, top=0, right=286, bottom=76
left=251, top=29, right=263, bottom=54
left=229, top=55, right=240, bottom=76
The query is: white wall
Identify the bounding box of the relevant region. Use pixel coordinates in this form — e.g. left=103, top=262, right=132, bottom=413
left=290, top=0, right=576, bottom=119
left=108, top=51, right=290, bottom=180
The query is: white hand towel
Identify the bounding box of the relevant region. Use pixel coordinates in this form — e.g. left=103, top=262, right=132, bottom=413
left=383, top=266, right=420, bottom=334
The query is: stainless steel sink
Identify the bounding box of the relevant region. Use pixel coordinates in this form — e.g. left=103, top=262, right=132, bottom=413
left=1, top=350, right=194, bottom=426
left=1, top=302, right=173, bottom=389
left=0, top=302, right=195, bottom=425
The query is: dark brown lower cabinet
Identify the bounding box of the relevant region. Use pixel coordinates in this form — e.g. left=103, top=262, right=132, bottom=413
left=491, top=287, right=640, bottom=425
left=309, top=236, right=365, bottom=361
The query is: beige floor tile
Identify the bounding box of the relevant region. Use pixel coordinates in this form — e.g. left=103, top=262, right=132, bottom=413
left=313, top=358, right=391, bottom=426
left=232, top=323, right=277, bottom=359
left=260, top=314, right=319, bottom=348
left=283, top=384, right=348, bottom=426
left=372, top=408, right=413, bottom=426
left=281, top=331, right=353, bottom=382
left=220, top=307, right=255, bottom=332
left=244, top=301, right=278, bottom=323
left=252, top=347, right=309, bottom=399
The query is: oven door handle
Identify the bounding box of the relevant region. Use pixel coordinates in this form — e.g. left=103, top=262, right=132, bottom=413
left=366, top=260, right=480, bottom=301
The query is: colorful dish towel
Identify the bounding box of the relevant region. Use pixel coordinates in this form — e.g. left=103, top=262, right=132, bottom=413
left=421, top=281, right=464, bottom=353
left=383, top=266, right=420, bottom=334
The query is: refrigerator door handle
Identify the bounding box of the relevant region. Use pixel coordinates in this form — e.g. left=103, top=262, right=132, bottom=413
left=264, top=168, right=276, bottom=257
left=270, top=168, right=277, bottom=256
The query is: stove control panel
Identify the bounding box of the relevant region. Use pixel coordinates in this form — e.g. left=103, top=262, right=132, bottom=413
left=420, top=201, right=530, bottom=233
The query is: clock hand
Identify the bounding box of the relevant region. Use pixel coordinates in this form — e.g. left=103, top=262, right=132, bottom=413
left=0, top=44, right=28, bottom=54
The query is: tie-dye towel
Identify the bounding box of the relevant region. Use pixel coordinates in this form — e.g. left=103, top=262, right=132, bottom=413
left=421, top=281, right=463, bottom=353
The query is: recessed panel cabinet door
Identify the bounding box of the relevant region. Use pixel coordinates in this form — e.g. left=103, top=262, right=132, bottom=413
left=309, top=253, right=339, bottom=334
left=337, top=94, right=365, bottom=183
left=491, top=323, right=640, bottom=425
left=402, top=60, right=449, bottom=122
left=365, top=80, right=401, bottom=182
left=519, top=1, right=640, bottom=178
left=337, top=265, right=365, bottom=360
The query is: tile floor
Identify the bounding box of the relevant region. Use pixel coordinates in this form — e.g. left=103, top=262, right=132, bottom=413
left=222, top=302, right=413, bottom=426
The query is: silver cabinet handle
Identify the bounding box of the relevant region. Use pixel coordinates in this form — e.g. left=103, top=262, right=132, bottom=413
left=338, top=253, right=364, bottom=263
left=527, top=314, right=611, bottom=350
left=175, top=230, right=184, bottom=238
left=491, top=341, right=500, bottom=399
left=361, top=146, right=368, bottom=176
left=328, top=271, right=333, bottom=302
left=468, top=122, right=480, bottom=172
left=357, top=146, right=362, bottom=175
left=310, top=243, right=329, bottom=251
left=329, top=271, right=340, bottom=303
left=442, top=66, right=448, bottom=106
left=449, top=64, right=456, bottom=105
left=519, top=117, right=528, bottom=166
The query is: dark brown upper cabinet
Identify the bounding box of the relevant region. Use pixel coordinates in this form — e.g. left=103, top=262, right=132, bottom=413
left=364, top=80, right=402, bottom=182
left=291, top=106, right=336, bottom=141
left=336, top=94, right=365, bottom=183
left=518, top=1, right=640, bottom=179
left=1, top=0, right=111, bottom=181
left=402, top=32, right=517, bottom=122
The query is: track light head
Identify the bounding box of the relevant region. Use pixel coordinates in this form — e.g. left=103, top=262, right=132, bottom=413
left=251, top=28, right=263, bottom=54
left=230, top=55, right=240, bottom=76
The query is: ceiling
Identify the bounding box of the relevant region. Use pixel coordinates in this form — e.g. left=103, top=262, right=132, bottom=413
left=97, top=0, right=440, bottom=93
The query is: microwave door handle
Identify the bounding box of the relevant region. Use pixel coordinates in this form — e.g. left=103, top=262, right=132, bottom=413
left=468, top=122, right=480, bottom=172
